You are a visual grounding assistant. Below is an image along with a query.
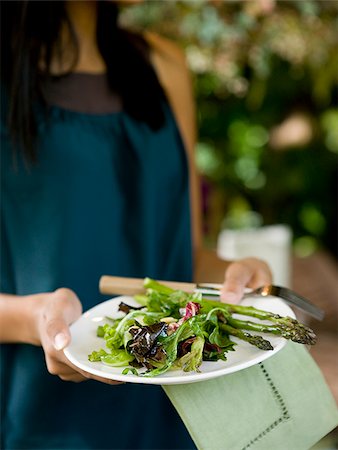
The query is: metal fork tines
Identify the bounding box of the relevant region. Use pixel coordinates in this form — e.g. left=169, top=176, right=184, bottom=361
left=196, top=283, right=325, bottom=321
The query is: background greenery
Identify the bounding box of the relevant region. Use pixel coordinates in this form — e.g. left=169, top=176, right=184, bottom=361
left=120, top=0, right=338, bottom=258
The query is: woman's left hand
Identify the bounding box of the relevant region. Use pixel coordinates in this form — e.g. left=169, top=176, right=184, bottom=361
left=220, top=257, right=273, bottom=304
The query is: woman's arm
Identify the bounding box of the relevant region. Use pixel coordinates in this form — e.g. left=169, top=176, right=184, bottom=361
left=145, top=31, right=202, bottom=254
left=147, top=33, right=272, bottom=301
left=0, top=293, right=43, bottom=344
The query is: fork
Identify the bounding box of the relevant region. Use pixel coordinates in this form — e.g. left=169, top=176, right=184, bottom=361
left=99, top=276, right=325, bottom=321
left=197, top=283, right=325, bottom=321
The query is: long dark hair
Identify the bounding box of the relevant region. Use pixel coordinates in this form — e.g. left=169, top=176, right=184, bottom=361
left=1, top=1, right=166, bottom=162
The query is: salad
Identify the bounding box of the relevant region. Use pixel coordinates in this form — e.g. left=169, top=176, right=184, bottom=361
left=88, top=278, right=317, bottom=377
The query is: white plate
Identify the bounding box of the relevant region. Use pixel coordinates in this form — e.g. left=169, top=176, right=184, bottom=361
left=64, top=295, right=295, bottom=385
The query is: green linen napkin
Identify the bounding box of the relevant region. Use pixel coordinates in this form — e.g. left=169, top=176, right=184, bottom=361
left=164, top=342, right=338, bottom=450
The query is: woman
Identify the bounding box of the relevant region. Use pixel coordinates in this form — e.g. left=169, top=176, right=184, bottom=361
left=0, top=1, right=272, bottom=449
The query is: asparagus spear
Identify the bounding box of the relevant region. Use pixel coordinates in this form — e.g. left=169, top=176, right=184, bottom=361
left=226, top=315, right=317, bottom=345
left=204, top=301, right=317, bottom=345
left=219, top=322, right=274, bottom=350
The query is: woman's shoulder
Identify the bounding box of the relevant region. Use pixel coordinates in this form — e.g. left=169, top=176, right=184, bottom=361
left=143, top=31, right=186, bottom=66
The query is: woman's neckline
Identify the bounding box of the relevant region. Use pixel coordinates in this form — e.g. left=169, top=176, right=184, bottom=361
left=48, top=71, right=108, bottom=79
left=42, top=72, right=123, bottom=116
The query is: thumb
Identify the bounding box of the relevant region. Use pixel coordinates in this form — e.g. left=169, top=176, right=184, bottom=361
left=221, top=261, right=252, bottom=304
left=47, top=321, right=71, bottom=351
left=44, top=288, right=82, bottom=351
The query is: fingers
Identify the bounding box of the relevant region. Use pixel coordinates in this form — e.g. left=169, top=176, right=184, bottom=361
left=63, top=356, right=124, bottom=385
left=221, top=258, right=272, bottom=304
left=75, top=369, right=125, bottom=385
left=45, top=353, right=87, bottom=382
left=45, top=350, right=123, bottom=384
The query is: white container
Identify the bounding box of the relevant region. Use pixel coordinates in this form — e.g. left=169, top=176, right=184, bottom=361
left=217, top=225, right=292, bottom=287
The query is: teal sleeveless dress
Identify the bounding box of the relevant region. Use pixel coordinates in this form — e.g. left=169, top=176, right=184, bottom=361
left=1, top=92, right=195, bottom=449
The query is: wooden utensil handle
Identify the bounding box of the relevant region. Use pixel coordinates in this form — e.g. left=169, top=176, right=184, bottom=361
left=99, top=275, right=196, bottom=296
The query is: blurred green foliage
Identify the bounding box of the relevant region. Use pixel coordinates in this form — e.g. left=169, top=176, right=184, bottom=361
left=120, top=0, right=338, bottom=257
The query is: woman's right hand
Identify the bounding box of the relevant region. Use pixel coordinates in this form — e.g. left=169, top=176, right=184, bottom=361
left=0, top=288, right=122, bottom=384
left=33, top=288, right=123, bottom=384
left=33, top=288, right=85, bottom=382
